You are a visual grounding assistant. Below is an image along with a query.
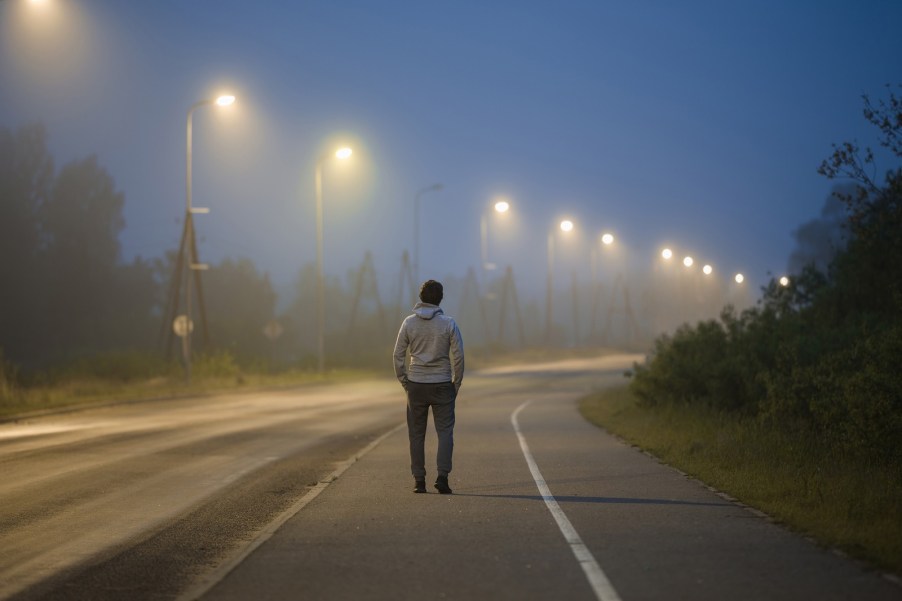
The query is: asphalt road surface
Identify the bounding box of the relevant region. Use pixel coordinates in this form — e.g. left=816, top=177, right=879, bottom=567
left=1, top=355, right=898, bottom=600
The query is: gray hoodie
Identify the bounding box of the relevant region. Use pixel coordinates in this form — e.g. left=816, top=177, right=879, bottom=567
left=393, top=303, right=465, bottom=390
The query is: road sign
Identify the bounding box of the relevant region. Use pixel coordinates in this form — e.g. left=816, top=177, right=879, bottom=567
left=173, top=315, right=194, bottom=338
left=263, top=320, right=283, bottom=341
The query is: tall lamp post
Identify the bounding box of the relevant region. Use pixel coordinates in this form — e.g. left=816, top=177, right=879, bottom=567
left=480, top=199, right=510, bottom=285
left=315, top=146, right=353, bottom=374
left=413, top=183, right=443, bottom=285
left=545, top=219, right=574, bottom=343
left=590, top=232, right=615, bottom=282
left=182, top=93, right=235, bottom=383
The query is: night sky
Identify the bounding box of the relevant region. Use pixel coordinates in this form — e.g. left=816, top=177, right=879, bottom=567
left=2, top=0, right=900, bottom=302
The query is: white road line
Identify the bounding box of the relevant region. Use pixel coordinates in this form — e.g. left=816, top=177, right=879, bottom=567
left=511, top=399, right=622, bottom=601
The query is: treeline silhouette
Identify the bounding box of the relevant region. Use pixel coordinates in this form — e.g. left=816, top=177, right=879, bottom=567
left=631, top=85, right=902, bottom=464
left=1, top=120, right=736, bottom=382
left=0, top=123, right=393, bottom=375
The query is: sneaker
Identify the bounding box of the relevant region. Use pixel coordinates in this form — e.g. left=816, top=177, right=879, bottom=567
left=434, top=475, right=452, bottom=494
left=413, top=480, right=427, bottom=494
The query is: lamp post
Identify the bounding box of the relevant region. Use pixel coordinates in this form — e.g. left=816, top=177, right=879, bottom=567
left=591, top=231, right=615, bottom=282
left=480, top=199, right=510, bottom=285
left=182, top=93, right=235, bottom=383
left=315, top=146, right=353, bottom=374
left=413, top=183, right=443, bottom=286
left=545, top=219, right=574, bottom=343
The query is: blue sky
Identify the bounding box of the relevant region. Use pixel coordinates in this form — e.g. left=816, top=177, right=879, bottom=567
left=2, top=0, right=900, bottom=301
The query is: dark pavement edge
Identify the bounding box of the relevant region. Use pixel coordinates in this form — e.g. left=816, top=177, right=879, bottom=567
left=175, top=422, right=405, bottom=601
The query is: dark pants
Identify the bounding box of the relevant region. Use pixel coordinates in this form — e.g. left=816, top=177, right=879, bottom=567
left=405, top=381, right=456, bottom=480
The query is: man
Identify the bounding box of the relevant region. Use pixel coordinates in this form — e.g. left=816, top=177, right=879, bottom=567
left=393, top=280, right=465, bottom=494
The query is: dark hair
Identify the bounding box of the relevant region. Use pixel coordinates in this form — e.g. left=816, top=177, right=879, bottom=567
left=419, top=280, right=443, bottom=305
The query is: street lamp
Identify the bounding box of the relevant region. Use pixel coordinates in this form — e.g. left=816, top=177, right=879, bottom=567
left=413, top=183, right=443, bottom=285
left=545, top=218, right=575, bottom=343
left=182, top=93, right=236, bottom=383
left=702, top=264, right=713, bottom=275
left=661, top=248, right=673, bottom=260
left=590, top=231, right=616, bottom=283
left=314, top=146, right=353, bottom=374
left=480, top=198, right=511, bottom=283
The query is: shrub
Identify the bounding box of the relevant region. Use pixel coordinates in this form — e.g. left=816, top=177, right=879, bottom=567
left=192, top=351, right=242, bottom=379
left=764, top=325, right=902, bottom=463
left=0, top=349, right=21, bottom=403
left=59, top=351, right=172, bottom=382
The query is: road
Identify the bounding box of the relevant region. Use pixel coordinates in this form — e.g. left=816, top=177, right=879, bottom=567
left=1, top=354, right=898, bottom=600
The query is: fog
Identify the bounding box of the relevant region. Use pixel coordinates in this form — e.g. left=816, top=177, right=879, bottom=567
left=1, top=1, right=900, bottom=366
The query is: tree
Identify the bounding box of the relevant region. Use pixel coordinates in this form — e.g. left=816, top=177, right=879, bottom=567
left=202, top=258, right=277, bottom=362
left=818, top=84, right=902, bottom=320
left=786, top=186, right=849, bottom=275
left=0, top=124, right=54, bottom=363
left=41, top=156, right=128, bottom=360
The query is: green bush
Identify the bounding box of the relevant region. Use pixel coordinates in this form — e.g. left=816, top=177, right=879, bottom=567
left=0, top=349, right=21, bottom=403
left=59, top=350, right=173, bottom=382
left=764, top=325, right=902, bottom=463
left=192, top=351, right=242, bottom=379
left=631, top=305, right=784, bottom=415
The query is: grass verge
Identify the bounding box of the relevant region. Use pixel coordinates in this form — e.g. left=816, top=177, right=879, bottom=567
left=0, top=345, right=613, bottom=421
left=579, top=386, right=902, bottom=577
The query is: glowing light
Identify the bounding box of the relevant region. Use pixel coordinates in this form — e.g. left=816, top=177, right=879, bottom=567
left=335, top=147, right=353, bottom=160
left=661, top=248, right=673, bottom=260
left=494, top=200, right=510, bottom=213
left=601, top=233, right=614, bottom=245
left=215, top=95, right=236, bottom=107
left=779, top=276, right=790, bottom=286
left=735, top=273, right=745, bottom=284
left=703, top=264, right=713, bottom=275
left=560, top=220, right=574, bottom=232
left=683, top=256, right=694, bottom=268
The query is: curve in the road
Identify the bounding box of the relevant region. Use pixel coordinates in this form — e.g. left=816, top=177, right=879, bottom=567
left=512, top=398, right=623, bottom=601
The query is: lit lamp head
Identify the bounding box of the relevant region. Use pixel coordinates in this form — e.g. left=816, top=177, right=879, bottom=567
left=779, top=276, right=790, bottom=286
left=215, top=95, right=236, bottom=107
left=735, top=273, right=745, bottom=284
left=494, top=200, right=510, bottom=213
left=683, top=256, right=694, bottom=268
left=335, top=147, right=353, bottom=160
left=601, top=233, right=614, bottom=246
left=702, top=264, right=713, bottom=275
left=661, top=248, right=673, bottom=260
left=560, top=220, right=574, bottom=233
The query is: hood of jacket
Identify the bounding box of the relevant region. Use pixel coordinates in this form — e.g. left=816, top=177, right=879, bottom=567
left=412, top=302, right=443, bottom=320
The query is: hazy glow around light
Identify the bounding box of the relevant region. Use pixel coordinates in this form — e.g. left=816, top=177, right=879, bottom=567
left=703, top=264, right=713, bottom=275
left=494, top=200, right=510, bottom=213
left=215, top=95, right=236, bottom=107
left=335, top=147, right=353, bottom=159
left=601, top=233, right=614, bottom=245
left=661, top=248, right=673, bottom=260
left=683, top=256, right=694, bottom=267
left=735, top=273, right=745, bottom=284
left=779, top=276, right=790, bottom=286
left=560, top=220, right=574, bottom=232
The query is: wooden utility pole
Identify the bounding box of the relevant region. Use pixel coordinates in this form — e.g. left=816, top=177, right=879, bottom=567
left=159, top=212, right=210, bottom=360
left=347, top=251, right=387, bottom=346
left=396, top=250, right=417, bottom=316
left=496, top=265, right=525, bottom=346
